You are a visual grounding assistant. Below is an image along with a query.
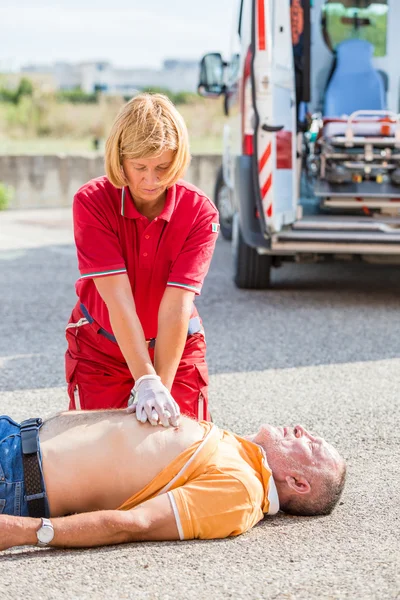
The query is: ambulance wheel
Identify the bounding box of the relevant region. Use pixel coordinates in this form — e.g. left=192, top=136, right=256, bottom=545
left=232, top=213, right=272, bottom=289
left=214, top=166, right=233, bottom=240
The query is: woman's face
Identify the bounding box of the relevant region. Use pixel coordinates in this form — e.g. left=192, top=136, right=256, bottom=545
left=122, top=149, right=174, bottom=203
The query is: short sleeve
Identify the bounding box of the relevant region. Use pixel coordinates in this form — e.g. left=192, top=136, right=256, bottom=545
left=167, top=469, right=263, bottom=540
left=73, top=189, right=127, bottom=280
left=167, top=204, right=219, bottom=295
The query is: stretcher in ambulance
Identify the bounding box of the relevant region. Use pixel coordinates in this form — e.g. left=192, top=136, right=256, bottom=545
left=198, top=0, right=400, bottom=288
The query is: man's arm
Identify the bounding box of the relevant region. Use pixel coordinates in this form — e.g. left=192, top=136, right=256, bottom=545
left=0, top=494, right=179, bottom=551
left=155, top=286, right=196, bottom=391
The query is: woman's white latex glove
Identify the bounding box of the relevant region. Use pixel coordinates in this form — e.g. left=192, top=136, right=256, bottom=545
left=127, top=374, right=180, bottom=427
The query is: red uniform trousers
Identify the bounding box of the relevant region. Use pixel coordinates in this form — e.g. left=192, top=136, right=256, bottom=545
left=65, top=304, right=210, bottom=421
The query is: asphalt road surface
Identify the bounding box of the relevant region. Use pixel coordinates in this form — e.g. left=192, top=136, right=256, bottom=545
left=0, top=209, right=399, bottom=600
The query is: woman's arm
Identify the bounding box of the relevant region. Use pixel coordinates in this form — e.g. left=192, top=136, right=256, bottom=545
left=94, top=274, right=180, bottom=426
left=154, top=287, right=196, bottom=391
left=94, top=273, right=155, bottom=381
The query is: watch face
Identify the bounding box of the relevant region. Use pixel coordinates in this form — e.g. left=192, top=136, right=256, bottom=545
left=38, top=524, right=54, bottom=544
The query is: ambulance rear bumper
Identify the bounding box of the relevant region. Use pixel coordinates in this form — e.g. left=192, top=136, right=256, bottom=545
left=270, top=216, right=400, bottom=255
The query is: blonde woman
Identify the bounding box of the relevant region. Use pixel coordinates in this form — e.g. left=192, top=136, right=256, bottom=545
left=65, top=94, right=219, bottom=426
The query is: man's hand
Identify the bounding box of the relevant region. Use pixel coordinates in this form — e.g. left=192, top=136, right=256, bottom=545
left=0, top=515, right=38, bottom=551
left=127, top=374, right=180, bottom=427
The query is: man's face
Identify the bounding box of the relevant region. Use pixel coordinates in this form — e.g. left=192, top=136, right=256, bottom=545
left=256, top=424, right=342, bottom=484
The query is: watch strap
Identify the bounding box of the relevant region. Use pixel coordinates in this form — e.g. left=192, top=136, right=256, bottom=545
left=37, top=517, right=54, bottom=547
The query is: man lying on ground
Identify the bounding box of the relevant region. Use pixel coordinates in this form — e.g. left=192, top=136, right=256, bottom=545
left=0, top=410, right=346, bottom=551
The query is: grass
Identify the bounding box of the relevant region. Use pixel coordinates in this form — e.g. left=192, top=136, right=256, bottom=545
left=0, top=96, right=226, bottom=156
left=0, top=182, right=13, bottom=209
left=0, top=136, right=97, bottom=154
left=323, top=3, right=388, bottom=56
left=0, top=134, right=224, bottom=156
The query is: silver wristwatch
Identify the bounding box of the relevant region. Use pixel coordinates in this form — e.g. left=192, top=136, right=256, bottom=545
left=36, top=518, right=55, bottom=547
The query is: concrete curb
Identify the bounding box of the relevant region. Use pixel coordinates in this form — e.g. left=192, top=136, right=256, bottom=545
left=0, top=153, right=222, bottom=209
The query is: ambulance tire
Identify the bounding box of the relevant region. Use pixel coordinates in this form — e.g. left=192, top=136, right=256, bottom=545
left=232, top=214, right=272, bottom=289
left=214, top=166, right=233, bottom=241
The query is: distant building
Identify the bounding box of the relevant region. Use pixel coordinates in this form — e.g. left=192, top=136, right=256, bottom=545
left=3, top=68, right=56, bottom=93
left=19, top=59, right=200, bottom=94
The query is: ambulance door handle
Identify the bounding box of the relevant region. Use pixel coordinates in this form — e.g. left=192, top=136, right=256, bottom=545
left=262, top=123, right=284, bottom=132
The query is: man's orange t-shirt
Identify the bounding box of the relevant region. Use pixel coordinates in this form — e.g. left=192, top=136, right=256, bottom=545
left=117, top=423, right=279, bottom=540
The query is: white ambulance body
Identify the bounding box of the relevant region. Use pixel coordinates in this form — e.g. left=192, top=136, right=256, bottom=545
left=199, top=0, right=400, bottom=288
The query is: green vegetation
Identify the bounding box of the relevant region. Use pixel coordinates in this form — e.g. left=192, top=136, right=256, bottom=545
left=323, top=2, right=388, bottom=56
left=140, top=87, right=199, bottom=105
left=0, top=182, right=14, bottom=210
left=56, top=87, right=99, bottom=104
left=0, top=78, right=226, bottom=155
left=0, top=137, right=98, bottom=154
left=0, top=77, right=33, bottom=104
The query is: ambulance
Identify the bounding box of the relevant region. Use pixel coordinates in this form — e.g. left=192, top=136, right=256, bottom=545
left=198, top=0, right=400, bottom=288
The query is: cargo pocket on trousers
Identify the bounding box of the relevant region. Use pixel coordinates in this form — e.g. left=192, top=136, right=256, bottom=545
left=65, top=354, right=79, bottom=383
left=195, top=363, right=209, bottom=421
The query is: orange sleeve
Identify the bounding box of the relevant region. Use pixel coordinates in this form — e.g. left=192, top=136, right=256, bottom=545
left=168, top=470, right=264, bottom=540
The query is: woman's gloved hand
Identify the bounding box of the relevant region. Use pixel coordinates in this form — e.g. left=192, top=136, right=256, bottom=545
left=127, top=374, right=180, bottom=427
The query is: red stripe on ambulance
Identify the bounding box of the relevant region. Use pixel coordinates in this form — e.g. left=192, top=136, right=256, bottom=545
left=258, top=0, right=266, bottom=50
left=259, top=142, right=272, bottom=172
left=261, top=173, right=272, bottom=199
left=256, top=0, right=274, bottom=220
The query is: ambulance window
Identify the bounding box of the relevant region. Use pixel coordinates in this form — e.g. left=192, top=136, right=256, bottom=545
left=321, top=0, right=388, bottom=57
left=228, top=0, right=243, bottom=83
left=238, top=0, right=244, bottom=37
left=228, top=0, right=251, bottom=83
left=240, top=0, right=252, bottom=42
left=228, top=54, right=241, bottom=83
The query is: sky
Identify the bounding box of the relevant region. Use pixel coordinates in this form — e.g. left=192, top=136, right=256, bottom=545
left=0, top=0, right=235, bottom=71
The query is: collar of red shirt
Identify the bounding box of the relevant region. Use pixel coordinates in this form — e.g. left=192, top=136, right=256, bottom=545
left=120, top=186, right=176, bottom=221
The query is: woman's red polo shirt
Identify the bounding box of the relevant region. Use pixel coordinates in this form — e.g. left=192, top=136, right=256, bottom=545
left=73, top=176, right=219, bottom=339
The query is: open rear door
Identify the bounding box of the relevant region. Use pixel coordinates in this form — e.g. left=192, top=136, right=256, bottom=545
left=252, top=0, right=298, bottom=234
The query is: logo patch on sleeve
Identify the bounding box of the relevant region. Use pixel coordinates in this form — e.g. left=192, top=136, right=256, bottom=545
left=211, top=223, right=220, bottom=233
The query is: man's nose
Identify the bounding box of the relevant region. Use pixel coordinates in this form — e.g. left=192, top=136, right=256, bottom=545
left=295, top=425, right=319, bottom=441
left=294, top=424, right=307, bottom=438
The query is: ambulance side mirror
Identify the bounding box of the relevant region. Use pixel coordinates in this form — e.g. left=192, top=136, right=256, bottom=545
left=198, top=53, right=226, bottom=98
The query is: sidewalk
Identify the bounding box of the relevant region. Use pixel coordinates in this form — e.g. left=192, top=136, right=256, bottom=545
left=0, top=208, right=74, bottom=250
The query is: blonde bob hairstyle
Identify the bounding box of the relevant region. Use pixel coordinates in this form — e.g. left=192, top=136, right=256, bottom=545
left=105, top=93, right=191, bottom=189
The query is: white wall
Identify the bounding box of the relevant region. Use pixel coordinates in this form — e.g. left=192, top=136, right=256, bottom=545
left=0, top=154, right=221, bottom=210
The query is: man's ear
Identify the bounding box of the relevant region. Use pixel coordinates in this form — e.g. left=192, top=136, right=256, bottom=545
left=285, top=475, right=311, bottom=495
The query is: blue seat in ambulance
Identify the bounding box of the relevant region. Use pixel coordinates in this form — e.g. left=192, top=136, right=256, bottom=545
left=324, top=39, right=386, bottom=117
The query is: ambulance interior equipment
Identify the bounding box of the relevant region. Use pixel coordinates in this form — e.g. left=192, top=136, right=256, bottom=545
left=198, top=0, right=400, bottom=289
left=313, top=38, right=400, bottom=206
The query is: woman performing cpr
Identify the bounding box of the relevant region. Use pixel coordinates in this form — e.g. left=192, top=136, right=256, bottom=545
left=65, top=93, right=219, bottom=426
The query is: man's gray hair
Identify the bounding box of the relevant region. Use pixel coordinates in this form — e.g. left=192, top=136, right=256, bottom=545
left=281, top=459, right=347, bottom=517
